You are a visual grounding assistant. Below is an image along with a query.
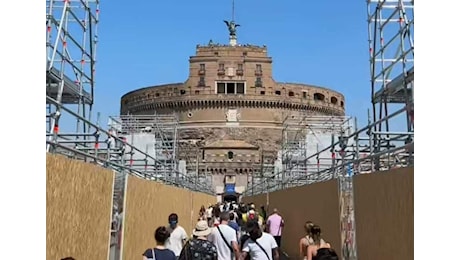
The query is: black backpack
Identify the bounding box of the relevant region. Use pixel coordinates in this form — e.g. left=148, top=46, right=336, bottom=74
left=315, top=248, right=339, bottom=260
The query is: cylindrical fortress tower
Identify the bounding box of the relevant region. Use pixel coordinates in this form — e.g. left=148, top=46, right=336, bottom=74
left=120, top=43, right=345, bottom=197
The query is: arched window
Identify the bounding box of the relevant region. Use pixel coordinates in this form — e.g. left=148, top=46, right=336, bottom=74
left=228, top=151, right=234, bottom=160
left=331, top=96, right=338, bottom=104
left=314, top=93, right=325, bottom=101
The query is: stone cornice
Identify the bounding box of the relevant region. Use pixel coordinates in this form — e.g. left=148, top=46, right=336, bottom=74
left=122, top=95, right=344, bottom=116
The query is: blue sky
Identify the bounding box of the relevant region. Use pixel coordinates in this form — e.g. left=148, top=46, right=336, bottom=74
left=65, top=0, right=403, bottom=131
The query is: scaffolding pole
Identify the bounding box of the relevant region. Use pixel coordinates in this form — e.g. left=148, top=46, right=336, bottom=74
left=367, top=0, right=414, bottom=170
left=46, top=0, right=100, bottom=152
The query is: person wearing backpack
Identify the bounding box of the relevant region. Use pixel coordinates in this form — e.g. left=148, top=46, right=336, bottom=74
left=306, top=225, right=338, bottom=260
left=178, top=220, right=218, bottom=260
left=240, top=220, right=279, bottom=260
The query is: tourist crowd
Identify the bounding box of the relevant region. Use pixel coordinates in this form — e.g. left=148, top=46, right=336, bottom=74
left=141, top=201, right=339, bottom=260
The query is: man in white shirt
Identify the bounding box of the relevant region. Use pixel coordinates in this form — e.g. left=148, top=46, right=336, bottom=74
left=165, top=213, right=188, bottom=258
left=241, top=220, right=279, bottom=260
left=208, top=211, right=240, bottom=260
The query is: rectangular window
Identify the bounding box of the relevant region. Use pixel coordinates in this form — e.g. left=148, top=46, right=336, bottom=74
left=255, top=77, right=263, bottom=87
left=237, top=64, right=244, bottom=76
left=303, top=91, right=307, bottom=98
left=236, top=83, right=245, bottom=94
left=217, top=83, right=225, bottom=94
left=216, top=82, right=246, bottom=94
left=255, top=64, right=263, bottom=76
left=227, top=83, right=235, bottom=94
left=199, top=77, right=205, bottom=86
left=200, top=64, right=205, bottom=70
left=218, top=63, right=225, bottom=75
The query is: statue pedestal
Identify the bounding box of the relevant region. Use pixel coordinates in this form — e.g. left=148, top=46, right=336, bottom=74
left=229, top=36, right=237, bottom=46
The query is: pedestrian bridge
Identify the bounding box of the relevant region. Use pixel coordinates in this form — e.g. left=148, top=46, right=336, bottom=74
left=47, top=154, right=413, bottom=260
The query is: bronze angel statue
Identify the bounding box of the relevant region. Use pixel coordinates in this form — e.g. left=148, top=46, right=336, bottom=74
left=224, top=20, right=240, bottom=36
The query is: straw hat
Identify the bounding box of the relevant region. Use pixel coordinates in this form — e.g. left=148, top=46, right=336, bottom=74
left=192, top=220, right=212, bottom=237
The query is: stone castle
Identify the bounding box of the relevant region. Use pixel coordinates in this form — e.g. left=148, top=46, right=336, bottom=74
left=120, top=21, right=345, bottom=199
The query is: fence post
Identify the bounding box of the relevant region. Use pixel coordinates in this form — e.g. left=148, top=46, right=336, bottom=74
left=338, top=166, right=358, bottom=260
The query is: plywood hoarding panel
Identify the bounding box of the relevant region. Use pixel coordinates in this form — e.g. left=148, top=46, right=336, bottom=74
left=46, top=154, right=114, bottom=260
left=243, top=180, right=341, bottom=259
left=353, top=167, right=414, bottom=260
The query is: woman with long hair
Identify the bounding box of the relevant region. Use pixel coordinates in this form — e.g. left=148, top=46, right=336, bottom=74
left=306, top=225, right=338, bottom=260
left=299, top=221, right=316, bottom=259
left=198, top=205, right=207, bottom=220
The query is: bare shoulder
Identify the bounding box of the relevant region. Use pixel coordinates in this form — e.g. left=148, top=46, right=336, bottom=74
left=299, top=237, right=307, bottom=245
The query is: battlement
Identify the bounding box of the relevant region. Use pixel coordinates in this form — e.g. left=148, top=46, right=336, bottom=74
left=192, top=44, right=270, bottom=60
left=196, top=43, right=267, bottom=52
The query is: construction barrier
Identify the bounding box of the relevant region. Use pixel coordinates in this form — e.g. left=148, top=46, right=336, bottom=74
left=47, top=153, right=413, bottom=260
left=46, top=154, right=217, bottom=260
left=46, top=154, right=114, bottom=260
left=243, top=167, right=414, bottom=260
left=242, top=179, right=341, bottom=259
left=122, top=175, right=216, bottom=259
left=353, top=167, right=414, bottom=260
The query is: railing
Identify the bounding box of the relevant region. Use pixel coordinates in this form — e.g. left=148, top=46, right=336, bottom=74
left=46, top=96, right=215, bottom=194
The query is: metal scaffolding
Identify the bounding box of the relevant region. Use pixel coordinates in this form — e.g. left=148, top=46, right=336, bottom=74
left=248, top=150, right=277, bottom=196
left=46, top=97, right=214, bottom=194
left=46, top=0, right=100, bottom=152
left=108, top=114, right=179, bottom=178
left=367, top=0, right=414, bottom=169
left=279, top=115, right=355, bottom=188
left=244, top=108, right=413, bottom=194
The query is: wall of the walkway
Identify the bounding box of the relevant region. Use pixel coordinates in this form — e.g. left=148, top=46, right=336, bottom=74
left=353, top=167, right=414, bottom=260
left=46, top=154, right=114, bottom=260
left=242, top=180, right=341, bottom=259
left=122, top=175, right=216, bottom=260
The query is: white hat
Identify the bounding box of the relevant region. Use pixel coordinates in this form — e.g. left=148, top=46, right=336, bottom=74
left=192, top=220, right=212, bottom=237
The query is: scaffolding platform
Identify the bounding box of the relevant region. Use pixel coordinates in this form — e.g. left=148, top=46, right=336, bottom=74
left=46, top=67, right=93, bottom=105
left=109, top=114, right=178, bottom=134
left=373, top=67, right=414, bottom=104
